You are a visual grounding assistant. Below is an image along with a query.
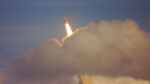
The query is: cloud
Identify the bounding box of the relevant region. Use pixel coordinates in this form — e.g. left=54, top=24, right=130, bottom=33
left=90, top=75, right=150, bottom=84
left=9, top=19, right=150, bottom=83
left=12, top=75, right=73, bottom=84
left=73, top=75, right=150, bottom=84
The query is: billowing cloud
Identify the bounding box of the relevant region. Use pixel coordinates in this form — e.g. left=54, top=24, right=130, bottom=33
left=89, top=75, right=150, bottom=84
left=9, top=19, right=150, bottom=83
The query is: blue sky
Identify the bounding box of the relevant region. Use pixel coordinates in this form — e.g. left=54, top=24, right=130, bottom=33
left=0, top=0, right=150, bottom=60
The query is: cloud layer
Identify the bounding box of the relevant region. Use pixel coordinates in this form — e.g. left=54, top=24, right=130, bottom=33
left=91, top=75, right=150, bottom=84
left=9, top=19, right=150, bottom=83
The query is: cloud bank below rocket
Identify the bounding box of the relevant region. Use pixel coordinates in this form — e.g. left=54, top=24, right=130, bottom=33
left=6, top=19, right=150, bottom=84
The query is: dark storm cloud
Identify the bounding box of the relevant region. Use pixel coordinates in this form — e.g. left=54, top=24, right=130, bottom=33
left=10, top=19, right=150, bottom=83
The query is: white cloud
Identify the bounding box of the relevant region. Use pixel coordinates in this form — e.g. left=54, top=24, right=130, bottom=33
left=91, top=75, right=150, bottom=84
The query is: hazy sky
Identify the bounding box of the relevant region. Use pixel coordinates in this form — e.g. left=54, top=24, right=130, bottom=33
left=0, top=0, right=150, bottom=60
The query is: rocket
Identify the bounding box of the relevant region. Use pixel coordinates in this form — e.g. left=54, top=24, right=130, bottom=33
left=64, top=15, right=69, bottom=24
left=63, top=15, right=73, bottom=36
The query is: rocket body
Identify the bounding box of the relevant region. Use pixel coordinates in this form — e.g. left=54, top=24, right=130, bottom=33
left=64, top=16, right=69, bottom=24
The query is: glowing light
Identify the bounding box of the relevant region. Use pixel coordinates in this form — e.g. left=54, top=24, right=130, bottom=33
left=65, top=23, right=73, bottom=37
left=79, top=74, right=93, bottom=84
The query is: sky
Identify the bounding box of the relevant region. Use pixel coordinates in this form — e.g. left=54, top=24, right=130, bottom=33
left=0, top=0, right=150, bottom=84
left=0, top=0, right=150, bottom=60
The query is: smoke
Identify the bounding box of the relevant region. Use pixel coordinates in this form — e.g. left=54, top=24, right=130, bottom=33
left=72, top=75, right=150, bottom=84
left=7, top=19, right=150, bottom=83
left=87, top=75, right=150, bottom=84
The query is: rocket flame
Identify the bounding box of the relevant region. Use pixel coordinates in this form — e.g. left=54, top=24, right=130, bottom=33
left=65, top=23, right=73, bottom=37
left=79, top=74, right=93, bottom=84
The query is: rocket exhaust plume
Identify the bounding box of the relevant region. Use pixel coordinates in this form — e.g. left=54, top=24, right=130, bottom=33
left=64, top=16, right=93, bottom=84
left=79, top=74, right=93, bottom=84
left=64, top=16, right=73, bottom=37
